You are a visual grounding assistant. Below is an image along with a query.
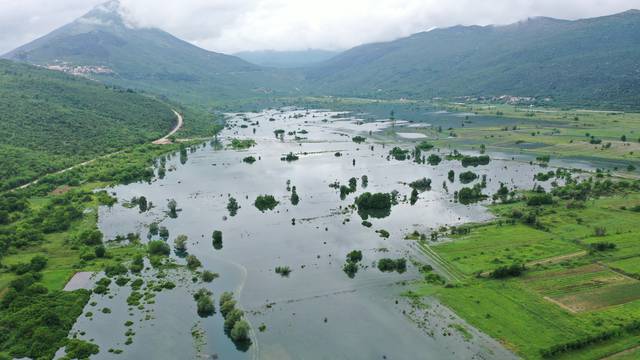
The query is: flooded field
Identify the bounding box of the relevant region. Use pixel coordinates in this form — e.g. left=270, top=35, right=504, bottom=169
left=66, top=109, right=566, bottom=359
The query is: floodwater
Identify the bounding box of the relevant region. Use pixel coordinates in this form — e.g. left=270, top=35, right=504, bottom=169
left=63, top=109, right=565, bottom=359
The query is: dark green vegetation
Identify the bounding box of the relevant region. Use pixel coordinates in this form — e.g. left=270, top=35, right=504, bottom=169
left=242, top=156, right=256, bottom=164
left=193, top=288, right=215, bottom=318
left=389, top=147, right=410, bottom=161
left=0, top=287, right=91, bottom=359
left=343, top=250, right=363, bottom=278
left=275, top=266, right=292, bottom=277
left=254, top=195, right=279, bottom=212
left=458, top=171, right=478, bottom=184
left=227, top=197, right=240, bottom=217
left=0, top=140, right=196, bottom=359
left=219, top=292, right=252, bottom=349
left=0, top=59, right=177, bottom=190
left=305, top=10, right=640, bottom=108
left=212, top=231, right=223, bottom=250
left=377, top=258, right=407, bottom=273
left=230, top=139, right=256, bottom=150
left=354, top=192, right=392, bottom=219
left=412, top=177, right=640, bottom=359
left=4, top=1, right=297, bottom=105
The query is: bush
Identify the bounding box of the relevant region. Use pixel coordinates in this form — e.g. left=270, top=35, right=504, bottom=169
left=352, top=136, right=366, bottom=143
left=148, top=240, right=170, bottom=256
left=457, top=185, right=486, bottom=205
left=94, top=245, right=106, bottom=258
left=104, top=263, right=127, bottom=277
left=197, top=296, right=215, bottom=318
left=427, top=154, right=441, bottom=165
left=254, top=195, right=278, bottom=212
left=589, top=242, right=616, bottom=252
left=275, top=266, right=292, bottom=277
left=186, top=255, right=202, bottom=270
left=171, top=235, right=187, bottom=254
left=460, top=155, right=490, bottom=167
left=355, top=192, right=391, bottom=211
left=79, top=229, right=103, bottom=246
left=490, top=263, right=525, bottom=279
left=377, top=258, right=407, bottom=273
left=224, top=308, right=244, bottom=331
left=409, top=178, right=432, bottom=191
left=459, top=171, right=478, bottom=184
left=212, top=230, right=223, bottom=250
left=346, top=250, right=363, bottom=263
left=242, top=156, right=256, bottom=164
left=227, top=197, right=239, bottom=216
left=28, top=256, right=47, bottom=272
left=343, top=261, right=358, bottom=278
left=230, top=320, right=251, bottom=342
left=201, top=270, right=218, bottom=282
left=64, top=339, right=100, bottom=359
left=389, top=147, right=410, bottom=161
left=527, top=193, right=554, bottom=206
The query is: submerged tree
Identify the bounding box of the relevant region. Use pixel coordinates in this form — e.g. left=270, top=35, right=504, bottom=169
left=291, top=186, right=300, bottom=205
left=254, top=195, right=278, bottom=212
left=174, top=234, right=188, bottom=254
left=227, top=197, right=239, bottom=216
left=212, top=230, right=223, bottom=250
left=167, top=199, right=178, bottom=218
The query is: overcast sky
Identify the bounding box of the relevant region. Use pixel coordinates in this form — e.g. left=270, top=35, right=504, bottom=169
left=1, top=0, right=639, bottom=54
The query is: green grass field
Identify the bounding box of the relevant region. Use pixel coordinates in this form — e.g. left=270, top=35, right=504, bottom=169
left=0, top=183, right=146, bottom=292
left=412, top=184, right=640, bottom=359
left=434, top=103, right=640, bottom=171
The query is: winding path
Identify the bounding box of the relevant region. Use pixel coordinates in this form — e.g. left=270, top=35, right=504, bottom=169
left=153, top=110, right=183, bottom=145
left=10, top=109, right=182, bottom=191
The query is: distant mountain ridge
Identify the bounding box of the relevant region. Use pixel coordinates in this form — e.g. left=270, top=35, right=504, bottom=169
left=4, top=2, right=640, bottom=108
left=304, top=9, right=640, bottom=108
left=4, top=0, right=299, bottom=104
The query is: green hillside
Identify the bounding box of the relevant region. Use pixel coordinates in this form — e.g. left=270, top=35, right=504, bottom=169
left=0, top=59, right=178, bottom=191
left=3, top=1, right=299, bottom=105
left=305, top=10, right=640, bottom=108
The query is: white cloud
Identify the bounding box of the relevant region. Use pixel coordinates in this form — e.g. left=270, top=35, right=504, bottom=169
left=1, top=0, right=640, bottom=54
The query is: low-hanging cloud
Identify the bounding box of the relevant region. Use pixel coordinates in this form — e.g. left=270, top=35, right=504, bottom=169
left=1, top=0, right=639, bottom=54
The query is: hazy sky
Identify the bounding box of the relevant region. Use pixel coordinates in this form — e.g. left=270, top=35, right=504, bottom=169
left=1, top=0, right=639, bottom=54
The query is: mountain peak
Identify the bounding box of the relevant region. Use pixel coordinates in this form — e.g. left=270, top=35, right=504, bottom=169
left=77, top=0, right=125, bottom=27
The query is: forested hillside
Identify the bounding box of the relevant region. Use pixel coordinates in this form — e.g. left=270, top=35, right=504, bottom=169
left=0, top=59, right=177, bottom=190
left=3, top=1, right=299, bottom=105
left=305, top=10, right=640, bottom=108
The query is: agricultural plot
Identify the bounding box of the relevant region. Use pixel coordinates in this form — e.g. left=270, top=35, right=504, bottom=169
left=607, top=256, right=640, bottom=278
left=432, top=223, right=581, bottom=275
left=523, top=264, right=640, bottom=313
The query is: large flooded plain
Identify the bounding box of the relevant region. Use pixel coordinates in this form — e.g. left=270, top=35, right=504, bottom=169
left=65, top=108, right=569, bottom=359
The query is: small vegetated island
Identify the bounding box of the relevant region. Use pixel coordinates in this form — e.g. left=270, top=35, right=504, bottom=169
left=354, top=192, right=393, bottom=219
left=254, top=195, right=279, bottom=212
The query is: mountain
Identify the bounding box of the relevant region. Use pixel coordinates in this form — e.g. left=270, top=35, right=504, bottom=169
left=0, top=59, right=179, bottom=190
left=3, top=1, right=298, bottom=105
left=234, top=49, right=340, bottom=68
left=305, top=10, right=640, bottom=108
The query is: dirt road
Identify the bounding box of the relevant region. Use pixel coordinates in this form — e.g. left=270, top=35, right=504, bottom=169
left=11, top=109, right=182, bottom=191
